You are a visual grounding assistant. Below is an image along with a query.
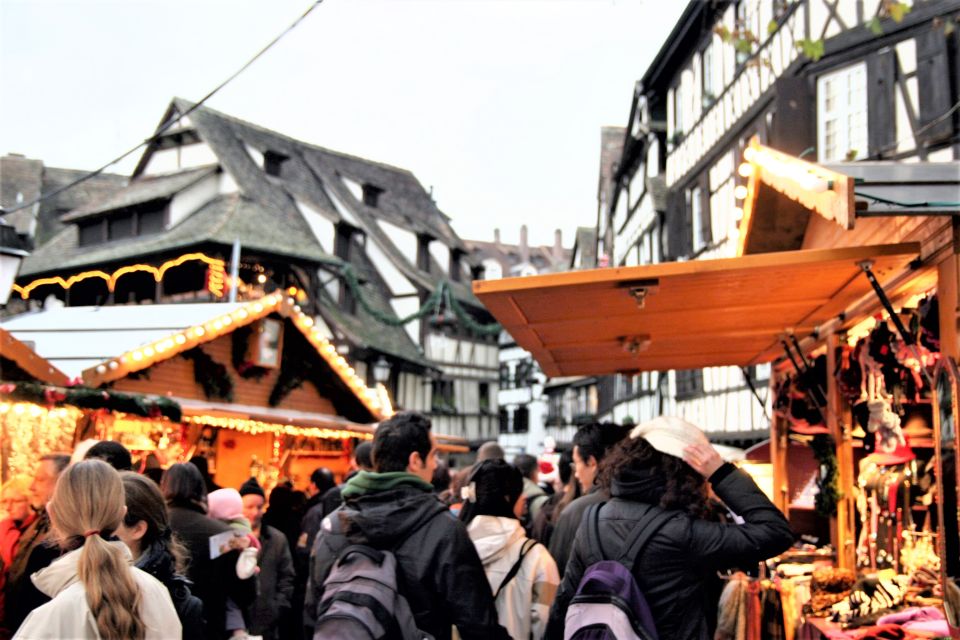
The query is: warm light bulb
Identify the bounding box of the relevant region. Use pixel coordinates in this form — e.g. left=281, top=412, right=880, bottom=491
left=743, top=147, right=757, bottom=162
left=738, top=163, right=754, bottom=177
left=734, top=185, right=749, bottom=200
left=133, top=351, right=144, bottom=361
left=175, top=335, right=187, bottom=345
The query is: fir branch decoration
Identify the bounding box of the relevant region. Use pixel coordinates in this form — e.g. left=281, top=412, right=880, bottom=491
left=810, top=433, right=841, bottom=517
left=0, top=381, right=181, bottom=422
left=181, top=348, right=234, bottom=402
left=231, top=325, right=270, bottom=380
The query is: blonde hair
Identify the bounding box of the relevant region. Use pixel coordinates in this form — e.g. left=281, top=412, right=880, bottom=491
left=0, top=474, right=31, bottom=497
left=48, top=460, right=145, bottom=640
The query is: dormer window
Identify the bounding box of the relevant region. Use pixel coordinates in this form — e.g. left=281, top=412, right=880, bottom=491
left=263, top=151, right=289, bottom=177
left=362, top=184, right=383, bottom=207
left=76, top=201, right=168, bottom=247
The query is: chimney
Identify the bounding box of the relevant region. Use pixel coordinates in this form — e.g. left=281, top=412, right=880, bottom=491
left=553, top=229, right=563, bottom=261
left=494, top=228, right=501, bottom=245
left=519, top=225, right=530, bottom=263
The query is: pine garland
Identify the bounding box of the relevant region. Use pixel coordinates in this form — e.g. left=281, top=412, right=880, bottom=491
left=181, top=347, right=234, bottom=402
left=231, top=326, right=270, bottom=381
left=339, top=263, right=502, bottom=337
left=0, top=381, right=182, bottom=422
left=268, top=327, right=317, bottom=406
left=810, top=433, right=841, bottom=517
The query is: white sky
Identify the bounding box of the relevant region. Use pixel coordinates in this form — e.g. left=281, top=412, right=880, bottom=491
left=0, top=0, right=685, bottom=248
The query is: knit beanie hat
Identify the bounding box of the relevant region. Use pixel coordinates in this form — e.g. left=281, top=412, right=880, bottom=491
left=207, top=488, right=244, bottom=520
left=629, top=416, right=710, bottom=460
left=458, top=459, right=524, bottom=524
left=239, top=477, right=266, bottom=499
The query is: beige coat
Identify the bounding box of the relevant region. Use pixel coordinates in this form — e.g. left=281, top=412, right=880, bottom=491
left=13, top=543, right=181, bottom=639
left=467, top=516, right=560, bottom=640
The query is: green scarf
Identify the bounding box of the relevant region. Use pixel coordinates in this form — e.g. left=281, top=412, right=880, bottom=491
left=340, top=470, right=433, bottom=499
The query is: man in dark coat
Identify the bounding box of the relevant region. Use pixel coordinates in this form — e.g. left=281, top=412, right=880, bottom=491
left=305, top=412, right=510, bottom=640
left=3, top=453, right=70, bottom=634
left=546, top=417, right=794, bottom=640
left=162, top=463, right=257, bottom=639
left=240, top=477, right=295, bottom=640
left=548, top=422, right=628, bottom=575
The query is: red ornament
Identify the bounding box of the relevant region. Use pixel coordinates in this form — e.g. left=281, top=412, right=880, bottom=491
left=223, top=439, right=237, bottom=450
left=43, top=387, right=67, bottom=407
left=0, top=383, right=14, bottom=394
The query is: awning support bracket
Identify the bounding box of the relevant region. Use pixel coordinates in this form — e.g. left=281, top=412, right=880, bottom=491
left=857, top=260, right=934, bottom=387
left=740, top=367, right=770, bottom=422
left=781, top=339, right=827, bottom=425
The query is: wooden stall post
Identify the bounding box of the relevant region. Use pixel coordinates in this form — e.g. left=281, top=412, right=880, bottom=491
left=827, top=333, right=856, bottom=569
left=770, top=372, right=790, bottom=515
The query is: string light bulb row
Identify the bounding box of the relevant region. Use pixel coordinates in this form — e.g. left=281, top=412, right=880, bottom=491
left=182, top=414, right=373, bottom=441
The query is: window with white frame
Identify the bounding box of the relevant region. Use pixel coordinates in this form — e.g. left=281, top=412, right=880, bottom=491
left=673, top=83, right=686, bottom=139
left=689, top=186, right=711, bottom=253
left=702, top=42, right=717, bottom=109
left=817, top=62, right=868, bottom=162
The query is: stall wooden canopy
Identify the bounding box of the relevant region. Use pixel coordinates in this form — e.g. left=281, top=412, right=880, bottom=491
left=473, top=243, right=922, bottom=377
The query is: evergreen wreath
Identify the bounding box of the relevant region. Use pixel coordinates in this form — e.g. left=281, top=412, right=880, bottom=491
left=181, top=347, right=234, bottom=402
left=810, top=433, right=841, bottom=517
left=231, top=325, right=270, bottom=381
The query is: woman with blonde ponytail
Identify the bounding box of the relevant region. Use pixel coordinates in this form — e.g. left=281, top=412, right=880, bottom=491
left=13, top=460, right=180, bottom=639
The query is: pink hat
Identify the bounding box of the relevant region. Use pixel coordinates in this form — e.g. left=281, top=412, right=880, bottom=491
left=207, top=488, right=244, bottom=520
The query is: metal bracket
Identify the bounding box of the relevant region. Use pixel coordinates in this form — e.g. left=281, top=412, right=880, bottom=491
left=857, top=261, right=934, bottom=387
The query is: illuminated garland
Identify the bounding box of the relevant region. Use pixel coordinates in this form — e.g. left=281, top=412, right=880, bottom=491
left=182, top=414, right=372, bottom=441
left=0, top=381, right=182, bottom=421
left=13, top=252, right=227, bottom=299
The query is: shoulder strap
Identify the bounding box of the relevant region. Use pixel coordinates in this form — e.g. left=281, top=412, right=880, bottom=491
left=493, top=538, right=538, bottom=599
left=582, top=502, right=607, bottom=566
left=616, top=507, right=675, bottom=570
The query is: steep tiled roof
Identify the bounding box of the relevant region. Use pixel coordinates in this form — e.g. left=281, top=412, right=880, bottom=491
left=0, top=155, right=127, bottom=246
left=61, top=166, right=215, bottom=221
left=20, top=193, right=332, bottom=276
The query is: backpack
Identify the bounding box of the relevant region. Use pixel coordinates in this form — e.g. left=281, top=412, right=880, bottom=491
left=563, top=503, right=674, bottom=640
left=314, top=544, right=433, bottom=640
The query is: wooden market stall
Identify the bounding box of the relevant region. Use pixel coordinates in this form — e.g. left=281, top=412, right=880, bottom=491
left=3, top=292, right=393, bottom=491
left=474, top=142, right=960, bottom=636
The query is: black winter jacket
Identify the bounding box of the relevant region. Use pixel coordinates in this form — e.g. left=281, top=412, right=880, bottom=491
left=305, top=484, right=510, bottom=640
left=546, top=464, right=794, bottom=640
left=547, top=487, right=606, bottom=577
left=247, top=525, right=295, bottom=640
left=168, top=502, right=258, bottom=639
left=136, top=542, right=205, bottom=640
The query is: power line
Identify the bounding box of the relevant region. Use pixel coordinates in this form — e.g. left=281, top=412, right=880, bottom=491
left=0, top=0, right=324, bottom=218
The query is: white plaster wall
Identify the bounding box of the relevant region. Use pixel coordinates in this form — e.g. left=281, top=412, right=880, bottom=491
left=244, top=144, right=264, bottom=170
left=482, top=258, right=503, bottom=281
left=340, top=175, right=364, bottom=202
left=168, top=173, right=219, bottom=228
left=428, top=240, right=449, bottom=277
left=294, top=198, right=335, bottom=253
left=219, top=171, right=239, bottom=194
left=390, top=296, right=421, bottom=345
left=323, top=185, right=361, bottom=227
left=142, top=142, right=219, bottom=176
left=379, top=220, right=419, bottom=267
left=366, top=238, right=417, bottom=296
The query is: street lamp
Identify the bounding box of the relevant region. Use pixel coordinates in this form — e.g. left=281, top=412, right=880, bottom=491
left=372, top=356, right=391, bottom=385
left=0, top=223, right=28, bottom=306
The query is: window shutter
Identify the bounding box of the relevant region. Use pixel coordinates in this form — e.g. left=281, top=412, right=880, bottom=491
left=915, top=30, right=953, bottom=143
left=664, top=189, right=690, bottom=261
left=866, top=48, right=896, bottom=158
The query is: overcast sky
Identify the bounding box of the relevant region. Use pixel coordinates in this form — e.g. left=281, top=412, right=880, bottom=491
left=0, top=0, right=685, bottom=248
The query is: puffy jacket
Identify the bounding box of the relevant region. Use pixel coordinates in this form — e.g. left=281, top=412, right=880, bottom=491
left=13, top=543, right=180, bottom=639
left=466, top=516, right=560, bottom=640
left=247, top=525, right=295, bottom=640
left=546, top=464, right=794, bottom=640
left=168, top=502, right=257, bottom=639
left=305, top=471, right=510, bottom=640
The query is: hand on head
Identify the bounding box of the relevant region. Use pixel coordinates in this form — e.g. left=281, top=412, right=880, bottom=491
left=682, top=442, right=723, bottom=479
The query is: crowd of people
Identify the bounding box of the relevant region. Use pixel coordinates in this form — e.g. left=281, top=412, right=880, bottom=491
left=0, top=411, right=794, bottom=639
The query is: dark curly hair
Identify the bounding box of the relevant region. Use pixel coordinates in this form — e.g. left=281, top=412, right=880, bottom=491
left=597, top=436, right=710, bottom=518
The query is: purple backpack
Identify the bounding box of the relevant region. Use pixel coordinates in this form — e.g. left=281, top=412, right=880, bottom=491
left=564, top=504, right=673, bottom=640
